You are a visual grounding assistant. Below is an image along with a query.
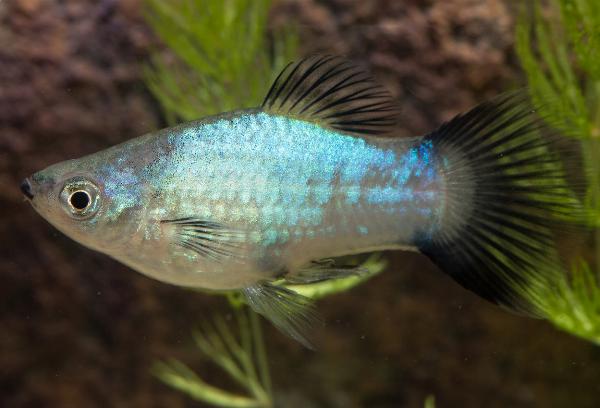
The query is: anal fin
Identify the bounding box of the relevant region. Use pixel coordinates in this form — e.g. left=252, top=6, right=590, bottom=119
left=242, top=282, right=321, bottom=349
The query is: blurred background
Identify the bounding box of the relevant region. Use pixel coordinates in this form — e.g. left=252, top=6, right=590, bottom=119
left=1, top=0, right=600, bottom=407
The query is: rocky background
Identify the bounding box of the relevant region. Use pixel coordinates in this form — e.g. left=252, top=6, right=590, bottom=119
left=1, top=0, right=599, bottom=407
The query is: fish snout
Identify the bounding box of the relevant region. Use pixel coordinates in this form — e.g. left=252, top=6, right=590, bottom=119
left=20, top=178, right=34, bottom=200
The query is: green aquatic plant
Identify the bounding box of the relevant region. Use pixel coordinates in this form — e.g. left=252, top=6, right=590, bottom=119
left=516, top=0, right=600, bottom=344
left=516, top=0, right=600, bottom=219
left=143, top=0, right=388, bottom=404
left=541, top=261, right=600, bottom=345
left=154, top=307, right=273, bottom=407
left=144, top=0, right=298, bottom=123
left=424, top=394, right=436, bottom=408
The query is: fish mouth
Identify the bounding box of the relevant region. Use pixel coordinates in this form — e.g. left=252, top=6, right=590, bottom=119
left=20, top=178, right=34, bottom=200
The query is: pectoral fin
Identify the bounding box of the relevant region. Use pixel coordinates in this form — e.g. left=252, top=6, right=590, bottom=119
left=242, top=282, right=321, bottom=349
left=161, top=217, right=246, bottom=262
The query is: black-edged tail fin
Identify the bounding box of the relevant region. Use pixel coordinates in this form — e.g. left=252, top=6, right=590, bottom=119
left=417, top=92, right=586, bottom=317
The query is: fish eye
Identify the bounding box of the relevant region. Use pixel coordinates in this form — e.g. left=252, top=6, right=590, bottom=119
left=69, top=190, right=91, bottom=212
left=60, top=177, right=100, bottom=219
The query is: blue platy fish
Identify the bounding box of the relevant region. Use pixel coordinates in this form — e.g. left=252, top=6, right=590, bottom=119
left=22, top=56, right=584, bottom=346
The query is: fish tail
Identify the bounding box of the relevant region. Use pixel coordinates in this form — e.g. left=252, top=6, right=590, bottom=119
left=416, top=92, right=587, bottom=317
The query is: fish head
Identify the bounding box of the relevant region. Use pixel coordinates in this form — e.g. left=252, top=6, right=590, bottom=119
left=21, top=154, right=143, bottom=253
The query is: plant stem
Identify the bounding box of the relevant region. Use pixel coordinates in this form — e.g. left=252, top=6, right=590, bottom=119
left=250, top=308, right=272, bottom=398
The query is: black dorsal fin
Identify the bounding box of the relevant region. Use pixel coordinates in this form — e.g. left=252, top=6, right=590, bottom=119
left=261, top=55, right=399, bottom=136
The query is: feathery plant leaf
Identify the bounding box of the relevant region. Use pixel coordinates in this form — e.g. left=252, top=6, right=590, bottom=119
left=144, top=0, right=298, bottom=123
left=154, top=307, right=273, bottom=407
left=516, top=1, right=593, bottom=139
left=516, top=0, right=600, bottom=219
left=153, top=359, right=262, bottom=408
left=516, top=0, right=600, bottom=345
left=541, top=261, right=600, bottom=345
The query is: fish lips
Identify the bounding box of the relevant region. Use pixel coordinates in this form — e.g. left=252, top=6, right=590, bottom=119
left=21, top=173, right=55, bottom=203
left=20, top=178, right=34, bottom=200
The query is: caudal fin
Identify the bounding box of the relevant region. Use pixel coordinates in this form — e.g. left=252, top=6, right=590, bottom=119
left=417, top=92, right=586, bottom=317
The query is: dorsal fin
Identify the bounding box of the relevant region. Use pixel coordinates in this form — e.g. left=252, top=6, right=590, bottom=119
left=261, top=55, right=399, bottom=136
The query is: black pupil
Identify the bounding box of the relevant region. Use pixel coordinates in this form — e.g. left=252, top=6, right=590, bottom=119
left=70, top=191, right=90, bottom=210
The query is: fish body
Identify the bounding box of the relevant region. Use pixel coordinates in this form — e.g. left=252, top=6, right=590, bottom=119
left=23, top=56, right=584, bottom=346
left=33, top=109, right=442, bottom=290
